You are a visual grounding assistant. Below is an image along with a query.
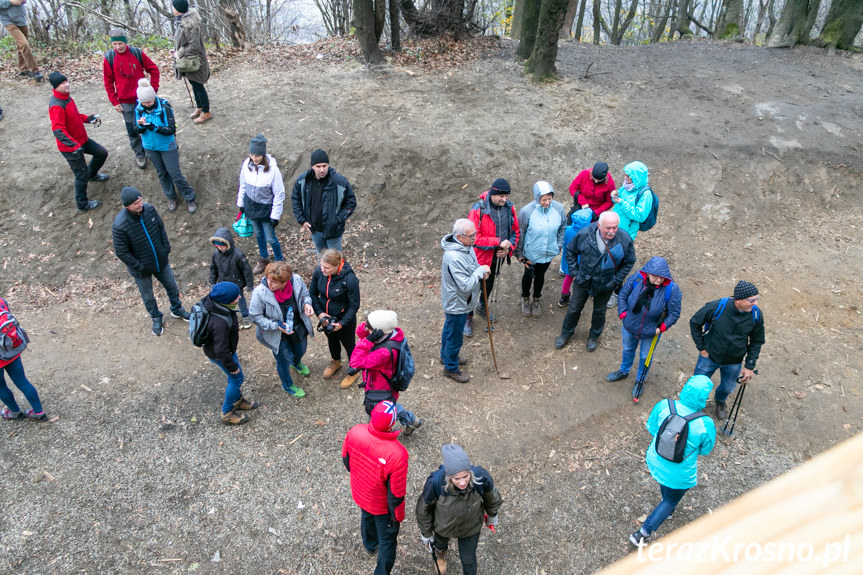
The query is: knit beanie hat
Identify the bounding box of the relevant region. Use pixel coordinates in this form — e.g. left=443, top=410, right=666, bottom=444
left=121, top=186, right=142, bottom=206
left=249, top=134, right=267, bottom=156
left=310, top=149, right=329, bottom=166
left=109, top=28, right=127, bottom=43
left=734, top=281, right=759, bottom=300
left=136, top=78, right=156, bottom=103
left=49, top=72, right=67, bottom=89
left=210, top=282, right=241, bottom=305
left=442, top=444, right=471, bottom=476
left=173, top=0, right=189, bottom=13
left=489, top=178, right=511, bottom=195
left=367, top=310, right=397, bottom=333
left=370, top=401, right=398, bottom=432
left=592, top=161, right=609, bottom=180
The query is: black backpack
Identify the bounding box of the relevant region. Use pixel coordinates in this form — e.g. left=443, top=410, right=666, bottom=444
left=636, top=187, right=659, bottom=232
left=654, top=399, right=707, bottom=463
left=189, top=301, right=231, bottom=347
left=370, top=338, right=415, bottom=392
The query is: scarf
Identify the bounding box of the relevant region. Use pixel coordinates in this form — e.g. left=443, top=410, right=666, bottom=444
left=272, top=281, right=293, bottom=303
left=633, top=281, right=658, bottom=314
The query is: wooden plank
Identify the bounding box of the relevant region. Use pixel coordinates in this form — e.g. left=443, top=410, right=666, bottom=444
left=597, top=432, right=863, bottom=574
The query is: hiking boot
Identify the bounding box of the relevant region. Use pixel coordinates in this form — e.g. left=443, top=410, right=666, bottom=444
left=232, top=396, right=260, bottom=411
left=33, top=71, right=44, bottom=82
left=220, top=409, right=250, bottom=425
left=521, top=297, right=531, bottom=317
left=194, top=111, right=213, bottom=124
left=340, top=370, right=360, bottom=389
left=716, top=400, right=728, bottom=420
left=284, top=384, right=306, bottom=398
left=135, top=156, right=147, bottom=169
left=167, top=198, right=177, bottom=212
left=555, top=334, right=569, bottom=349
left=606, top=370, right=629, bottom=382
left=531, top=296, right=542, bottom=318
left=323, top=359, right=342, bottom=379
left=252, top=258, right=270, bottom=274
left=629, top=529, right=649, bottom=548
left=187, top=200, right=198, bottom=214
left=443, top=369, right=469, bottom=383
left=364, top=545, right=378, bottom=557
left=607, top=296, right=618, bottom=308
left=401, top=418, right=423, bottom=437
left=586, top=338, right=598, bottom=352
left=291, top=363, right=310, bottom=377
left=1, top=407, right=23, bottom=420
left=24, top=409, right=49, bottom=421
left=558, top=293, right=570, bottom=307
left=434, top=549, right=448, bottom=575
left=89, top=173, right=110, bottom=183
left=152, top=316, right=164, bottom=336
left=240, top=317, right=253, bottom=330
left=78, top=200, right=101, bottom=212
left=171, top=308, right=191, bottom=322
left=439, top=356, right=468, bottom=366
left=475, top=306, right=495, bottom=323
left=463, top=317, right=473, bottom=338
left=189, top=108, right=203, bottom=119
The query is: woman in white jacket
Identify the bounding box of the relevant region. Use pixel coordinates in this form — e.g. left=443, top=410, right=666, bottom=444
left=237, top=134, right=285, bottom=274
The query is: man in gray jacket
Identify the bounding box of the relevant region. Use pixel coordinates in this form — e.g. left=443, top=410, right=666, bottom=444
left=0, top=0, right=42, bottom=81
left=440, top=219, right=490, bottom=383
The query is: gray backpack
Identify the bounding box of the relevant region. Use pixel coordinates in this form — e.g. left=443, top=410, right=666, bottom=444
left=655, top=399, right=707, bottom=463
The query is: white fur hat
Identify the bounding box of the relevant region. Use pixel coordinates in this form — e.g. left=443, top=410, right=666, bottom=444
left=367, top=310, right=397, bottom=333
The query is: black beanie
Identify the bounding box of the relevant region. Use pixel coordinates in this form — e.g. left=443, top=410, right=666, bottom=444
left=310, top=149, right=329, bottom=166
left=249, top=134, right=267, bottom=156
left=592, top=161, right=609, bottom=180
left=733, top=281, right=759, bottom=300
left=121, top=186, right=142, bottom=207
left=489, top=178, right=511, bottom=195
left=49, top=72, right=67, bottom=89
left=173, top=0, right=189, bottom=13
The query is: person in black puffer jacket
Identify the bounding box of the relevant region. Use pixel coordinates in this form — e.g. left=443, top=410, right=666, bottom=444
left=310, top=249, right=361, bottom=389
left=209, top=227, right=254, bottom=329
left=112, top=186, right=189, bottom=336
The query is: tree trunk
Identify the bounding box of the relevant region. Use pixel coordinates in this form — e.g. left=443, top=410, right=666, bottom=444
left=516, top=0, right=541, bottom=58
left=716, top=0, right=744, bottom=38
left=652, top=0, right=673, bottom=42
left=611, top=0, right=639, bottom=44
left=354, top=0, right=384, bottom=63
left=512, top=0, right=525, bottom=38
left=610, top=0, right=622, bottom=42
left=525, top=0, right=570, bottom=79
left=765, top=0, right=777, bottom=37
left=574, top=0, right=587, bottom=41
left=817, top=0, right=863, bottom=50
left=390, top=0, right=401, bottom=50
left=674, top=0, right=693, bottom=37
left=767, top=0, right=820, bottom=47
left=375, top=0, right=386, bottom=40
left=559, top=0, right=579, bottom=39
left=592, top=0, right=601, bottom=44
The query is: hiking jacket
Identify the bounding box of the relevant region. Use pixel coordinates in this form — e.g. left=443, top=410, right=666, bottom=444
left=0, top=297, right=25, bottom=369
left=310, top=261, right=360, bottom=326
left=440, top=233, right=484, bottom=315
left=342, top=423, right=408, bottom=521
left=112, top=204, right=170, bottom=277
left=49, top=91, right=89, bottom=153
left=564, top=223, right=636, bottom=296
left=0, top=1, right=27, bottom=27
left=468, top=191, right=519, bottom=267
left=690, top=298, right=765, bottom=369
left=291, top=167, right=356, bottom=240
left=560, top=209, right=593, bottom=276
left=569, top=168, right=616, bottom=217
left=173, top=8, right=210, bottom=84
left=618, top=256, right=682, bottom=338
left=350, top=325, right=405, bottom=401
left=208, top=228, right=254, bottom=291
left=102, top=47, right=160, bottom=106
left=133, top=97, right=177, bottom=152
left=612, top=161, right=652, bottom=240
left=249, top=275, right=314, bottom=353
left=416, top=465, right=503, bottom=539
left=200, top=295, right=239, bottom=372
left=236, top=155, right=286, bottom=221
left=515, top=184, right=567, bottom=264
left=645, top=375, right=716, bottom=489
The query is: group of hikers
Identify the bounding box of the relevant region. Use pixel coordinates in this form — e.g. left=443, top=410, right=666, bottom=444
left=1, top=10, right=768, bottom=574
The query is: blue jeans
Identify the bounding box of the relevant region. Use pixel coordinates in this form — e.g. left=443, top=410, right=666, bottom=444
left=694, top=354, right=741, bottom=403
left=394, top=402, right=417, bottom=427
left=274, top=336, right=307, bottom=391
left=310, top=230, right=342, bottom=255
left=440, top=313, right=468, bottom=372
left=642, top=484, right=689, bottom=535
left=620, top=329, right=660, bottom=380
left=360, top=509, right=400, bottom=575
left=133, top=265, right=184, bottom=319
left=0, top=356, right=43, bottom=413
left=238, top=293, right=249, bottom=318
left=209, top=353, right=244, bottom=414
left=434, top=531, right=480, bottom=575
left=249, top=218, right=283, bottom=261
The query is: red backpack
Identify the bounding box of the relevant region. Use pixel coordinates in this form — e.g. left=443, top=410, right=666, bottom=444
left=0, top=299, right=29, bottom=361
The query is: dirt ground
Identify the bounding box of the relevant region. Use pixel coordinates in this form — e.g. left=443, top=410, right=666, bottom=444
left=0, top=38, right=862, bottom=574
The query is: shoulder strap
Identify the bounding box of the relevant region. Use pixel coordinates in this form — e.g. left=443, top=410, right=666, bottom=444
left=664, top=281, right=673, bottom=304
left=105, top=49, right=116, bottom=67
left=713, top=297, right=729, bottom=322
left=752, top=305, right=760, bottom=323
left=683, top=410, right=708, bottom=422
left=129, top=46, right=144, bottom=66
left=371, top=339, right=400, bottom=384
left=666, top=398, right=677, bottom=416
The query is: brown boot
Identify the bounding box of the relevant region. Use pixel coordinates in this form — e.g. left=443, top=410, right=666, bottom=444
left=189, top=108, right=202, bottom=119
left=435, top=549, right=447, bottom=575
left=443, top=368, right=469, bottom=383
left=220, top=409, right=250, bottom=425
left=323, top=359, right=342, bottom=379
left=340, top=370, right=360, bottom=389
left=252, top=258, right=270, bottom=275
left=233, top=396, right=260, bottom=411
left=194, top=111, right=213, bottom=124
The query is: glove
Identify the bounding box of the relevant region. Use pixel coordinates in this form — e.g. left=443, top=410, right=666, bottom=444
left=420, top=535, right=434, bottom=545
left=368, top=328, right=385, bottom=342
left=486, top=515, right=499, bottom=528
left=346, top=366, right=359, bottom=376
left=270, top=218, right=279, bottom=228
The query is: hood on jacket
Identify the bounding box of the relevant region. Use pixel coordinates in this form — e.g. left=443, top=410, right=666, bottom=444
left=639, top=256, right=672, bottom=285
left=570, top=208, right=593, bottom=229
left=178, top=7, right=202, bottom=27
left=441, top=233, right=470, bottom=253
left=532, top=181, right=554, bottom=203
left=623, top=161, right=649, bottom=190
left=680, top=375, right=713, bottom=411
left=210, top=227, right=235, bottom=252
left=327, top=259, right=354, bottom=282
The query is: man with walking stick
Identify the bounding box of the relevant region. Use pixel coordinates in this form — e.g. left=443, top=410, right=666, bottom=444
left=689, top=280, right=765, bottom=419
left=440, top=219, right=490, bottom=383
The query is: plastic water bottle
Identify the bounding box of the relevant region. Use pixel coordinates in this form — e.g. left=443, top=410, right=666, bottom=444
left=285, top=306, right=294, bottom=334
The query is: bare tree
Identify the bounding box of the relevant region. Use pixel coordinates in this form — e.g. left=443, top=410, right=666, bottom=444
left=354, top=0, right=384, bottom=62
left=524, top=0, right=569, bottom=78
left=817, top=0, right=863, bottom=50
left=767, top=0, right=821, bottom=47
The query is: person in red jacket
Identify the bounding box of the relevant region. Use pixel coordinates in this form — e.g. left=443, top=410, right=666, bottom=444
left=465, top=178, right=519, bottom=337
left=48, top=71, right=109, bottom=212
left=102, top=28, right=160, bottom=169
left=342, top=401, right=409, bottom=575
left=568, top=161, right=616, bottom=220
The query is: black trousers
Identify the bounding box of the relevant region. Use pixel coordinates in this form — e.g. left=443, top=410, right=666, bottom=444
left=560, top=283, right=613, bottom=339
left=189, top=80, right=209, bottom=112
left=326, top=319, right=356, bottom=363
left=469, top=256, right=503, bottom=317
left=521, top=261, right=551, bottom=298
left=60, top=138, right=108, bottom=209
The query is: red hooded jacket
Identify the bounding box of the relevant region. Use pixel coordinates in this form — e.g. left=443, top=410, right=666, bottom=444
left=569, top=169, right=617, bottom=217
left=341, top=422, right=408, bottom=520
left=468, top=191, right=520, bottom=267
left=49, top=91, right=89, bottom=152
left=351, top=323, right=404, bottom=401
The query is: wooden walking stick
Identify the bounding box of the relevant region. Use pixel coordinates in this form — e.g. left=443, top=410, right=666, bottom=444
left=482, top=278, right=509, bottom=379
left=182, top=77, right=195, bottom=108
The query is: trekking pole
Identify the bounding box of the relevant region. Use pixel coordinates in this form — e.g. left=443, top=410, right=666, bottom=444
left=426, top=541, right=442, bottom=575
left=182, top=77, right=194, bottom=108
left=482, top=278, right=509, bottom=379
left=721, top=370, right=757, bottom=436
left=631, top=333, right=660, bottom=403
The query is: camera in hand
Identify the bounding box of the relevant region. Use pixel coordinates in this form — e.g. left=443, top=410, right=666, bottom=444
left=346, top=366, right=360, bottom=376
left=317, top=314, right=338, bottom=334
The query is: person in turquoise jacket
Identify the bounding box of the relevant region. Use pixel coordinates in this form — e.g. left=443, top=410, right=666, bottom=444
left=629, top=375, right=716, bottom=547
left=611, top=161, right=652, bottom=241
